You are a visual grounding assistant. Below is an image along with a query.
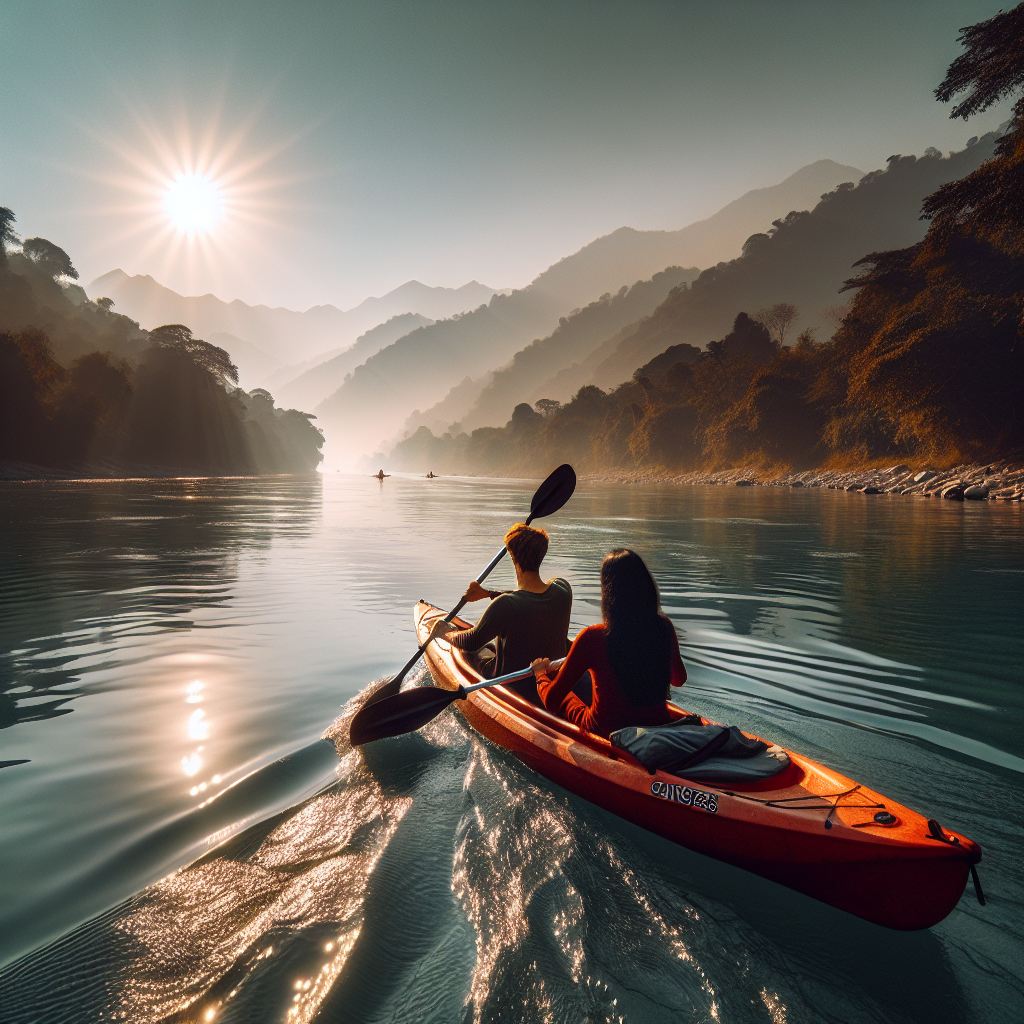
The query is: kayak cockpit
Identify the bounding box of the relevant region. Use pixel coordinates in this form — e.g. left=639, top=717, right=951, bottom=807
left=447, top=630, right=807, bottom=793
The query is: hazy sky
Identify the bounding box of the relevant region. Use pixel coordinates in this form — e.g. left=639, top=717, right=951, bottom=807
left=0, top=0, right=1010, bottom=311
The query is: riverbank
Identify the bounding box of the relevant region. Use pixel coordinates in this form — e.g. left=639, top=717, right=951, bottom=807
left=582, top=461, right=1024, bottom=500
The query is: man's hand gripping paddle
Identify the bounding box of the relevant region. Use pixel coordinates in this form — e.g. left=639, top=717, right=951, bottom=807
left=350, top=658, right=565, bottom=746
left=348, top=463, right=575, bottom=741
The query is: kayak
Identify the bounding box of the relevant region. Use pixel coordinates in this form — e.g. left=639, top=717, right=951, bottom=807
left=415, top=601, right=983, bottom=931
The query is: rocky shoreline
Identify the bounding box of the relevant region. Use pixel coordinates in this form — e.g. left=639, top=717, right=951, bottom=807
left=582, top=462, right=1024, bottom=501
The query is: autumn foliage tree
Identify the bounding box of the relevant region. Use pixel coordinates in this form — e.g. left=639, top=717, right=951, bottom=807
left=835, top=3, right=1023, bottom=462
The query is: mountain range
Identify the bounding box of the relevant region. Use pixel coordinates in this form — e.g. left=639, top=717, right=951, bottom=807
left=83, top=157, right=870, bottom=465
left=570, top=137, right=1000, bottom=390
left=312, top=159, right=866, bottom=464
left=273, top=313, right=435, bottom=413
left=84, top=272, right=501, bottom=384
left=521, top=160, right=863, bottom=310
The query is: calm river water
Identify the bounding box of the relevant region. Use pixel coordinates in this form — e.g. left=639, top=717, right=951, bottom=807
left=0, top=474, right=1021, bottom=1023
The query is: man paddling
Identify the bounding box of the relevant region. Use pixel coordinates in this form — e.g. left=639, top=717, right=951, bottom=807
left=430, top=523, right=571, bottom=701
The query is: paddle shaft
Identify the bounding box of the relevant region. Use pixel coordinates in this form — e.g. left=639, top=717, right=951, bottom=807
left=390, top=510, right=540, bottom=688
left=459, top=656, right=565, bottom=698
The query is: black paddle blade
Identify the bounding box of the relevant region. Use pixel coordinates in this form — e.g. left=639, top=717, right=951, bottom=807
left=528, top=463, right=576, bottom=522
left=349, top=685, right=461, bottom=745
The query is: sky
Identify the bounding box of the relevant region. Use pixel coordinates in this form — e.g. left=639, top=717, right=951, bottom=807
left=0, top=0, right=1012, bottom=311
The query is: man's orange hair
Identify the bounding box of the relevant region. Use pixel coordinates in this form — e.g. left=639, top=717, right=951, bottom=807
left=504, top=523, right=549, bottom=573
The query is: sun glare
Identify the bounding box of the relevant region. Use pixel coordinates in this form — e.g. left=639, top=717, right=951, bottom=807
left=78, top=92, right=317, bottom=298
left=164, top=173, right=223, bottom=234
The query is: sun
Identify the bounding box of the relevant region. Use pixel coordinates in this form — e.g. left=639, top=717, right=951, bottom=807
left=163, top=173, right=223, bottom=235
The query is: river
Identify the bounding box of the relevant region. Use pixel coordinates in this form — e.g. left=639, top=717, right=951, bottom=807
left=0, top=474, right=1021, bottom=1023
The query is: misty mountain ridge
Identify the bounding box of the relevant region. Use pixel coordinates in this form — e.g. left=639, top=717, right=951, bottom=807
left=314, top=288, right=565, bottom=464
left=274, top=312, right=435, bottom=413
left=575, top=136, right=1002, bottom=390
left=401, top=371, right=495, bottom=440
left=314, top=159, right=866, bottom=465
left=205, top=332, right=276, bottom=388
left=455, top=266, right=698, bottom=433
left=85, top=270, right=501, bottom=370
left=526, top=159, right=863, bottom=309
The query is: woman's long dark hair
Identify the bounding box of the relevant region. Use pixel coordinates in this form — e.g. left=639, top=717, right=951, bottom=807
left=601, top=548, right=675, bottom=706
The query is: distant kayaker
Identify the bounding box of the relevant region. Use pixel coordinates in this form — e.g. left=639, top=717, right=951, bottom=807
left=374, top=469, right=389, bottom=480
left=530, top=549, right=686, bottom=737
left=429, top=523, right=571, bottom=700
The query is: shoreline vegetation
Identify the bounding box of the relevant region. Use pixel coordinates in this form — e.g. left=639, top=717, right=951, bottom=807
left=5, top=461, right=1021, bottom=505
left=0, top=221, right=325, bottom=478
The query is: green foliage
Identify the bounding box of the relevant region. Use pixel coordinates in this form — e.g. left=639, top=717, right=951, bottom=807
left=0, top=216, right=323, bottom=475
left=934, top=4, right=1024, bottom=122
left=22, top=238, right=78, bottom=281
left=149, top=323, right=239, bottom=385
left=0, top=207, right=18, bottom=266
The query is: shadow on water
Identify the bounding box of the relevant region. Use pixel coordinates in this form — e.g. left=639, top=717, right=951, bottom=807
left=590, top=795, right=970, bottom=1024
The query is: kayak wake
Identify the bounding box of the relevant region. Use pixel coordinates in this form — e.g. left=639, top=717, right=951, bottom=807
left=0, top=668, right=980, bottom=1024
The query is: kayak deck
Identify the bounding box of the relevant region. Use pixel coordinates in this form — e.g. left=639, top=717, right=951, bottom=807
left=415, top=601, right=981, bottom=930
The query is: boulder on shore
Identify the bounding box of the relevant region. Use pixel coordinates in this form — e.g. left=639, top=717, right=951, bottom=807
left=941, top=485, right=965, bottom=500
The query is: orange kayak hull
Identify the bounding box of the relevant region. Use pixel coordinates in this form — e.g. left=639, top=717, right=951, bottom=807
left=415, top=602, right=980, bottom=931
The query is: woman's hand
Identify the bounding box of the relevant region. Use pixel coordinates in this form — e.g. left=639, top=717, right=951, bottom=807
left=427, top=619, right=456, bottom=643
left=463, top=581, right=491, bottom=602
left=531, top=657, right=550, bottom=680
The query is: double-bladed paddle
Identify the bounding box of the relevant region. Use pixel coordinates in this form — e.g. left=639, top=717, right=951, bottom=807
left=350, top=658, right=566, bottom=746
left=358, top=463, right=576, bottom=716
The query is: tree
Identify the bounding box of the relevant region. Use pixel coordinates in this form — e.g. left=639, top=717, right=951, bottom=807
left=753, top=303, right=799, bottom=346
left=923, top=3, right=1024, bottom=234
left=934, top=5, right=1024, bottom=121
left=95, top=297, right=115, bottom=314
left=21, top=238, right=78, bottom=280
left=0, top=207, right=18, bottom=267
left=509, top=402, right=543, bottom=430
left=535, top=398, right=561, bottom=417
left=149, top=324, right=239, bottom=386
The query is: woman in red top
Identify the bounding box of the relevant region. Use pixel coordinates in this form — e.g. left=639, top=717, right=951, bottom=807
left=531, top=548, right=686, bottom=737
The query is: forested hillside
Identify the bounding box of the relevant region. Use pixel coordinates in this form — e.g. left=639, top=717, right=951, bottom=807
left=314, top=286, right=566, bottom=462
left=576, top=136, right=1001, bottom=393
left=0, top=221, right=324, bottom=476
left=315, top=160, right=866, bottom=464
left=456, top=266, right=697, bottom=432
left=383, top=7, right=1022, bottom=478
left=521, top=159, right=862, bottom=309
